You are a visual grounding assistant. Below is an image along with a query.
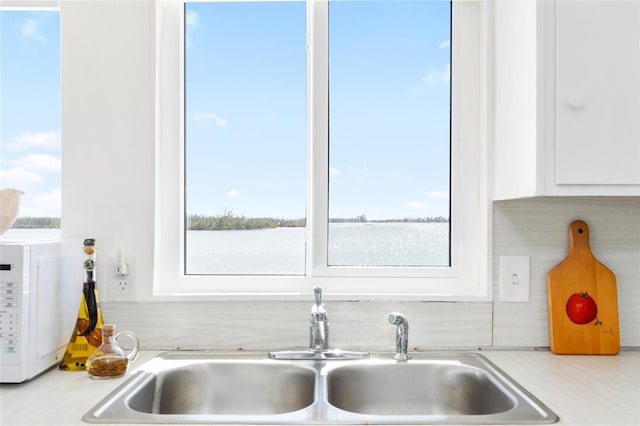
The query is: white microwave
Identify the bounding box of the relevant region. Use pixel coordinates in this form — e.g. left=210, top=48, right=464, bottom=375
left=0, top=239, right=81, bottom=383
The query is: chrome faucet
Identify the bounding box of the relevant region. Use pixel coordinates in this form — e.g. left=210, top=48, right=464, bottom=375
left=310, top=287, right=329, bottom=351
left=388, top=312, right=411, bottom=360
left=268, top=287, right=368, bottom=360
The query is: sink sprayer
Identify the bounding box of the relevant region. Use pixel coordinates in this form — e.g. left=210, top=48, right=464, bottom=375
left=388, top=312, right=410, bottom=360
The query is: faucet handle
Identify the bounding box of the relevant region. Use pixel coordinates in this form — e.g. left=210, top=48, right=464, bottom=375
left=311, top=287, right=326, bottom=317
left=313, top=286, right=323, bottom=305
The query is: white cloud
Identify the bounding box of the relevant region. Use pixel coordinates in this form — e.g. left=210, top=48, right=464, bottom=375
left=407, top=201, right=427, bottom=209
left=405, top=190, right=449, bottom=212
left=16, top=153, right=61, bottom=173
left=439, top=39, right=451, bottom=50
left=421, top=63, right=450, bottom=85
left=19, top=189, right=61, bottom=217
left=195, top=112, right=228, bottom=128
left=0, top=167, right=44, bottom=185
left=442, top=63, right=451, bottom=84
left=226, top=189, right=242, bottom=199
left=0, top=152, right=60, bottom=188
left=329, top=167, right=342, bottom=176
left=3, top=130, right=59, bottom=152
left=31, top=188, right=61, bottom=205
left=185, top=10, right=199, bottom=48
left=427, top=190, right=449, bottom=199
left=20, top=18, right=45, bottom=41
left=186, top=9, right=199, bottom=29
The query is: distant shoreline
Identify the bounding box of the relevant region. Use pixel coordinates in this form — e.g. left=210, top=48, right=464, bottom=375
left=12, top=214, right=449, bottom=231
left=12, top=217, right=60, bottom=229
left=187, top=212, right=448, bottom=231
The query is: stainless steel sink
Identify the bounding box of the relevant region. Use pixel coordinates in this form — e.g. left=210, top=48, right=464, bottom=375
left=83, top=351, right=558, bottom=424
left=327, top=361, right=514, bottom=416
left=128, top=360, right=315, bottom=415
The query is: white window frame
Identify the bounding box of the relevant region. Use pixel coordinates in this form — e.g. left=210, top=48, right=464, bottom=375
left=153, top=0, right=490, bottom=301
left=0, top=0, right=58, bottom=8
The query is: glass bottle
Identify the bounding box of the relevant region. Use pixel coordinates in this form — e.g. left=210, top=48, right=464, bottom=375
left=59, top=238, right=105, bottom=371
left=86, top=324, right=139, bottom=379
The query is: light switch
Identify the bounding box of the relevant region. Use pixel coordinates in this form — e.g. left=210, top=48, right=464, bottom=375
left=499, top=256, right=530, bottom=302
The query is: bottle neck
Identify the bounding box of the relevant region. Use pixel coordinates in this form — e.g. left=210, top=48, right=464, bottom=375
left=103, top=333, right=115, bottom=345
left=84, top=250, right=96, bottom=283
left=101, top=325, right=116, bottom=344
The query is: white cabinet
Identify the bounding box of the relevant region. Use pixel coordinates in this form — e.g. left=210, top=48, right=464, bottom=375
left=493, top=0, right=640, bottom=199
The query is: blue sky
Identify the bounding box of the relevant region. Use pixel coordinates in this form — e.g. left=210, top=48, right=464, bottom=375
left=0, top=1, right=449, bottom=221
left=0, top=10, right=60, bottom=217
left=185, top=0, right=450, bottom=220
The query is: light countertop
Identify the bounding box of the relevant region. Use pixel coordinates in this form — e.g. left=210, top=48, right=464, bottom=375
left=1, top=350, right=638, bottom=426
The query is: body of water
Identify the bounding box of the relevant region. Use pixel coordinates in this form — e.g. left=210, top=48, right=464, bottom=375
left=187, top=222, right=449, bottom=275
left=0, top=224, right=450, bottom=275
left=0, top=228, right=62, bottom=240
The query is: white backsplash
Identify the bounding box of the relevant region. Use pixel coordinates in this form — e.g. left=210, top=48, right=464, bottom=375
left=103, top=301, right=492, bottom=351
left=492, top=196, right=640, bottom=348
left=104, top=197, right=640, bottom=350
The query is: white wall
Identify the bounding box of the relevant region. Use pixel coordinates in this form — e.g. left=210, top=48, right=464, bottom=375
left=61, top=0, right=155, bottom=298
left=61, top=1, right=640, bottom=350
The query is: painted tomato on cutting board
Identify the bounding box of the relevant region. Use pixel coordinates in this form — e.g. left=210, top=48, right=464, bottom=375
left=565, top=292, right=598, bottom=325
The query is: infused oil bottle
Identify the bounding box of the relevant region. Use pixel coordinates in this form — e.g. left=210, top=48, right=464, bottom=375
left=86, top=324, right=139, bottom=379
left=59, top=239, right=105, bottom=370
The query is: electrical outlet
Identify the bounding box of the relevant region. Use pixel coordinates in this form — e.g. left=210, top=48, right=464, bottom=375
left=109, top=256, right=136, bottom=301
left=499, top=256, right=530, bottom=302
left=116, top=279, right=131, bottom=295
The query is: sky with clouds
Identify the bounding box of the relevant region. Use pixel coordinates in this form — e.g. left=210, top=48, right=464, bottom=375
left=185, top=0, right=451, bottom=220
left=1, top=10, right=60, bottom=217
left=0, top=1, right=450, bottom=221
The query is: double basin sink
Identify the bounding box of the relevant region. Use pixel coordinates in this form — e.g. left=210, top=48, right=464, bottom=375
left=83, top=351, right=558, bottom=424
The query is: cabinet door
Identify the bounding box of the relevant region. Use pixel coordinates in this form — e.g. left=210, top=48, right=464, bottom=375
left=555, top=0, right=640, bottom=185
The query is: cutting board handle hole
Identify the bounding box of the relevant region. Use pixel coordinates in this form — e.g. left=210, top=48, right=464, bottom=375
left=578, top=228, right=584, bottom=234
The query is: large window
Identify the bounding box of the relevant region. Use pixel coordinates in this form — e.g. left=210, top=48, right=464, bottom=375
left=0, top=4, right=60, bottom=239
left=155, top=0, right=488, bottom=300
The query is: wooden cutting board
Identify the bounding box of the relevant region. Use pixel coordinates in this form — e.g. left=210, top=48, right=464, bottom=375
left=547, top=220, right=619, bottom=355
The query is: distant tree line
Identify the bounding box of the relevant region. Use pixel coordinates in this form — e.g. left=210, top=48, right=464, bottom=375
left=372, top=216, right=449, bottom=224
left=12, top=217, right=61, bottom=228
left=187, top=210, right=448, bottom=230
left=187, top=210, right=304, bottom=231
left=329, top=214, right=448, bottom=224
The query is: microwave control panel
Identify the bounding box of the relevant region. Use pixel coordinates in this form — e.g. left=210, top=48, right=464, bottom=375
left=0, top=263, right=21, bottom=356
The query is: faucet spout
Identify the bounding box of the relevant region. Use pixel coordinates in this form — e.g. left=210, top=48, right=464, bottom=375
left=388, top=312, right=411, bottom=360
left=310, top=287, right=329, bottom=351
